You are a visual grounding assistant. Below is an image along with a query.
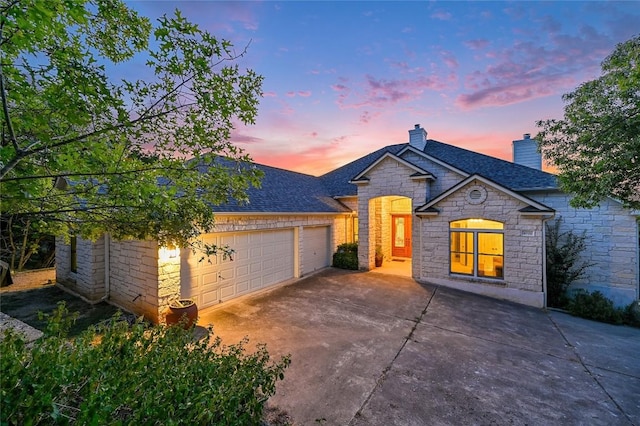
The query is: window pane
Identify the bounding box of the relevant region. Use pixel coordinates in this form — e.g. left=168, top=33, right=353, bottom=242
left=450, top=231, right=473, bottom=253
left=478, top=255, right=503, bottom=278
left=451, top=219, right=503, bottom=230
left=450, top=231, right=474, bottom=275
left=451, top=253, right=474, bottom=275
left=478, top=233, right=503, bottom=255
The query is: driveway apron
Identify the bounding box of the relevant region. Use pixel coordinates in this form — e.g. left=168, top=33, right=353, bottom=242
left=197, top=268, right=640, bottom=425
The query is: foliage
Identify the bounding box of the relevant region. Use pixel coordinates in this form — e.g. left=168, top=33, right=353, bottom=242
left=536, top=35, right=640, bottom=210
left=332, top=242, right=358, bottom=270
left=0, top=0, right=264, bottom=253
left=545, top=218, right=593, bottom=308
left=623, top=301, right=640, bottom=328
left=567, top=290, right=627, bottom=325
left=0, top=215, right=56, bottom=271
left=1, top=303, right=290, bottom=425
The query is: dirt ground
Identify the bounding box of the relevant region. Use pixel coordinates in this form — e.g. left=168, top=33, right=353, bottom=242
left=0, top=283, right=122, bottom=337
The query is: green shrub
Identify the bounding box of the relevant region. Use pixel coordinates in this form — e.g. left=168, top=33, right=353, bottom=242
left=568, top=290, right=624, bottom=324
left=623, top=300, right=640, bottom=327
left=333, top=242, right=358, bottom=270
left=1, top=303, right=290, bottom=425
left=545, top=218, right=593, bottom=308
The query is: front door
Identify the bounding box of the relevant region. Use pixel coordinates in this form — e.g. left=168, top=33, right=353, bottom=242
left=392, top=215, right=412, bottom=258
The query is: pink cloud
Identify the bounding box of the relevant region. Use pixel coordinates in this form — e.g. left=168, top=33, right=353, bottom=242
left=440, top=50, right=459, bottom=69
left=298, top=91, right=312, bottom=97
left=334, top=73, right=447, bottom=110
left=456, top=25, right=619, bottom=109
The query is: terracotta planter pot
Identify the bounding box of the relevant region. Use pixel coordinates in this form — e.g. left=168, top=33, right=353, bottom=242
left=166, top=299, right=198, bottom=329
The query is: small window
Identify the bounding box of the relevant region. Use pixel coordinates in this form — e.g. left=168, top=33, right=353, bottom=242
left=70, top=236, right=77, bottom=273
left=450, top=219, right=503, bottom=279
left=353, top=217, right=359, bottom=243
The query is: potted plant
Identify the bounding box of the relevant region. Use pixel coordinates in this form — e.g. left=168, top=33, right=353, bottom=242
left=166, top=297, right=198, bottom=329
left=375, top=245, right=384, bottom=267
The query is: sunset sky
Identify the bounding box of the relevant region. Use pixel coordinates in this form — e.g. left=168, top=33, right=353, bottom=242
left=126, top=1, right=639, bottom=176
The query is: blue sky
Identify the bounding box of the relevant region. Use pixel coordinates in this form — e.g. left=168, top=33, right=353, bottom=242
left=126, top=1, right=639, bottom=175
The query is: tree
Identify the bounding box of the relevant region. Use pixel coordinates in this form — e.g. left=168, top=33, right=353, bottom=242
left=0, top=0, right=263, bottom=253
left=536, top=35, right=640, bottom=210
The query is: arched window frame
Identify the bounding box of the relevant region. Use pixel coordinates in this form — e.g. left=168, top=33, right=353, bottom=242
left=449, top=219, right=504, bottom=279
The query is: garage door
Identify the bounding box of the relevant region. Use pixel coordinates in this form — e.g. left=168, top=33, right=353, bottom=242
left=303, top=226, right=330, bottom=275
left=182, top=229, right=295, bottom=309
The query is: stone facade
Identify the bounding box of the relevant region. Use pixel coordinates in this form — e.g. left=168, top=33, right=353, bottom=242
left=56, top=213, right=351, bottom=322
left=527, top=191, right=639, bottom=305
left=353, top=144, right=639, bottom=308
left=56, top=236, right=105, bottom=302
left=417, top=180, right=546, bottom=307
left=356, top=157, right=427, bottom=269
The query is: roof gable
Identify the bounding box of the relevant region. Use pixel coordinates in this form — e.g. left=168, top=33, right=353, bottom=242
left=349, top=152, right=435, bottom=184
left=416, top=174, right=554, bottom=215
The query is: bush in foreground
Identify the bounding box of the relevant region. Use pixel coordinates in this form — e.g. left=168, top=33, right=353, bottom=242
left=1, top=303, right=290, bottom=425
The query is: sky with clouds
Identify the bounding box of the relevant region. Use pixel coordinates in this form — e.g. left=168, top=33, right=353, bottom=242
left=126, top=1, right=639, bottom=176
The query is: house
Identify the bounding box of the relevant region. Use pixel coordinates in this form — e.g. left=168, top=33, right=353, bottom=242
left=56, top=125, right=640, bottom=322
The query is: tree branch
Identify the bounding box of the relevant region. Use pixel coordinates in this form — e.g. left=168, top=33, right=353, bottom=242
left=0, top=66, right=18, bottom=152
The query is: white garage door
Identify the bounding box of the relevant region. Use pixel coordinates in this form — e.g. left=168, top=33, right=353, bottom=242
left=303, top=226, right=330, bottom=275
left=182, top=229, right=295, bottom=309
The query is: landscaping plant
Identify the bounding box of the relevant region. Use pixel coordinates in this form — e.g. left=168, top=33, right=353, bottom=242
left=545, top=218, right=593, bottom=308
left=332, top=242, right=359, bottom=270
left=1, top=303, right=290, bottom=425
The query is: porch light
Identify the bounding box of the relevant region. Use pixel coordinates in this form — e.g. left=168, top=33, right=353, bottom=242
left=159, top=244, right=179, bottom=260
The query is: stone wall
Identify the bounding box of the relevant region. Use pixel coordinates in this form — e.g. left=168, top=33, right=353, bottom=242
left=527, top=191, right=639, bottom=305
left=418, top=179, right=545, bottom=307
left=108, top=239, right=161, bottom=321
left=56, top=213, right=351, bottom=323
left=56, top=237, right=105, bottom=302
left=356, top=157, right=427, bottom=269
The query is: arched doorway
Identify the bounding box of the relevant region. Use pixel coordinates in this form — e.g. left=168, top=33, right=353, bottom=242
left=367, top=195, right=413, bottom=276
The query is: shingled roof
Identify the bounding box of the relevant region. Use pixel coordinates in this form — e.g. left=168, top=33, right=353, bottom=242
left=212, top=134, right=558, bottom=213
left=211, top=161, right=351, bottom=214
left=320, top=139, right=558, bottom=197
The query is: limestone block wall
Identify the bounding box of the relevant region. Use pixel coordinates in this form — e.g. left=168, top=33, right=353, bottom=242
left=527, top=191, right=639, bottom=305
left=355, top=157, right=426, bottom=269
left=56, top=237, right=105, bottom=302
left=400, top=150, right=466, bottom=200
left=419, top=180, right=545, bottom=307
left=55, top=237, right=71, bottom=281
left=108, top=240, right=161, bottom=322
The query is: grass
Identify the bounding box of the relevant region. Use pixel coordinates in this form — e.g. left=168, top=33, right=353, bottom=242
left=0, top=285, right=122, bottom=337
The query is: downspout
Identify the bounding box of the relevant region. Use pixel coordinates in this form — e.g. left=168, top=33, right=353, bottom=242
left=101, top=233, right=111, bottom=301
left=541, top=216, right=553, bottom=309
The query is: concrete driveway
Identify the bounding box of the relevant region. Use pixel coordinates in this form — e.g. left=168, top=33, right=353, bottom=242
left=197, top=268, right=640, bottom=426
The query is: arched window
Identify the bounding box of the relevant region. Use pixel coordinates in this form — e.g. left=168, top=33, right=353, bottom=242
left=450, top=219, right=503, bottom=279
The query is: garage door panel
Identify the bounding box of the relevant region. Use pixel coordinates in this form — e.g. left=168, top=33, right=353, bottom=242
left=202, top=288, right=219, bottom=306
left=303, top=226, right=330, bottom=275
left=185, top=229, right=295, bottom=309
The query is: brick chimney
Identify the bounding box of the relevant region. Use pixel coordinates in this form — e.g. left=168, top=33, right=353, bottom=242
left=512, top=133, right=542, bottom=170
left=409, top=124, right=427, bottom=150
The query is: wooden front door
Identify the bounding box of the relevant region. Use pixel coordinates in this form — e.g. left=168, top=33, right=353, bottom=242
left=391, top=215, right=412, bottom=258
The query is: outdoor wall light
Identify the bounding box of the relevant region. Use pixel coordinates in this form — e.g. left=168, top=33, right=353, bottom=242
left=159, top=244, right=179, bottom=260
